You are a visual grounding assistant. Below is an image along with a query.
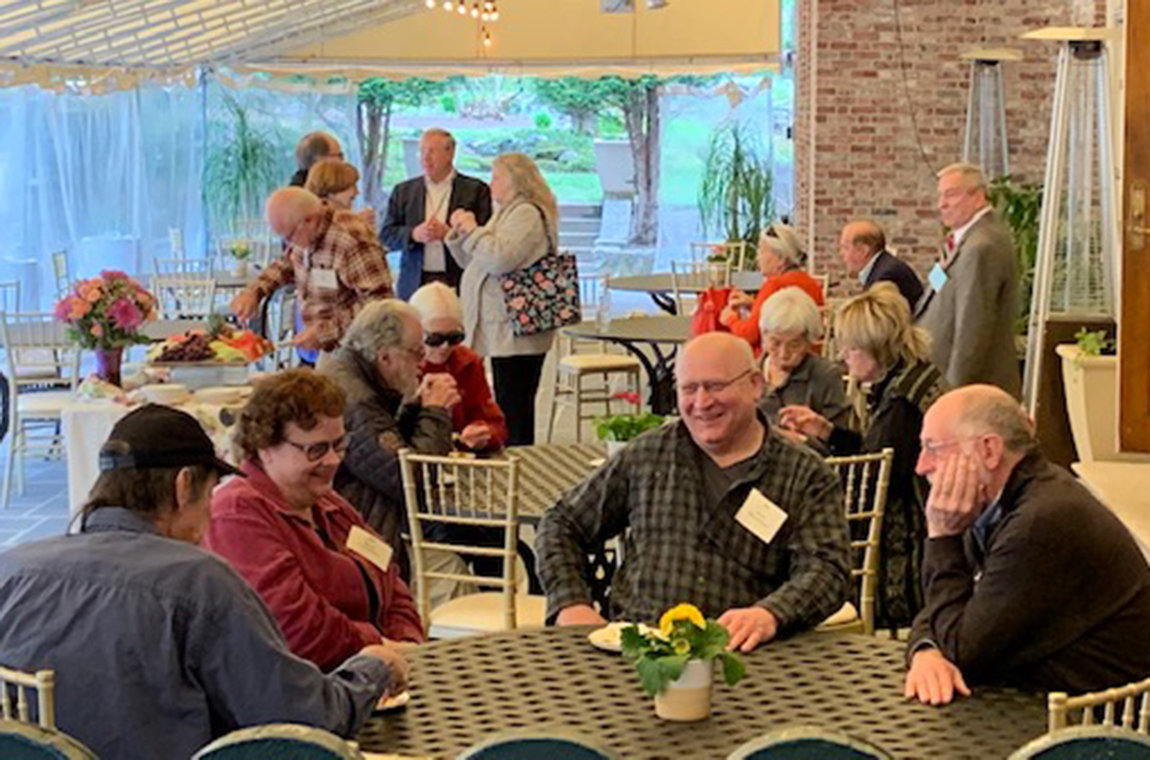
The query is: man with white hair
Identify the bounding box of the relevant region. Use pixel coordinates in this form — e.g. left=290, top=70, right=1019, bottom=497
left=904, top=385, right=1150, bottom=705
left=538, top=332, right=850, bottom=651
left=231, top=187, right=393, bottom=352
left=916, top=163, right=1020, bottom=396
left=381, top=128, right=492, bottom=300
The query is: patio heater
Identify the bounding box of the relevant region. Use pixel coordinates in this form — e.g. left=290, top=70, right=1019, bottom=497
left=1021, top=27, right=1120, bottom=418
left=960, top=48, right=1022, bottom=180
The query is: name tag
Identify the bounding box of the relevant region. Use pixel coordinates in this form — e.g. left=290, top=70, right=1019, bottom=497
left=734, top=488, right=788, bottom=545
left=928, top=263, right=948, bottom=292
left=311, top=268, right=338, bottom=290
left=347, top=526, right=393, bottom=571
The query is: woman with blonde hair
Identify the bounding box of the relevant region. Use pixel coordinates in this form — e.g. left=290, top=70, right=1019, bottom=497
left=445, top=153, right=559, bottom=445
left=721, top=222, right=825, bottom=355
left=778, top=282, right=947, bottom=630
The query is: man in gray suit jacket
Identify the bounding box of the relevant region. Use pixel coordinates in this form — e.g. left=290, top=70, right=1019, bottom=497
left=916, top=163, right=1020, bottom=397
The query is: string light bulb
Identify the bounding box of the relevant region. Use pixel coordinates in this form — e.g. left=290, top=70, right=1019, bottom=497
left=442, top=0, right=452, bottom=11
left=470, top=1, right=480, bottom=17
left=425, top=0, right=435, bottom=7
left=481, top=11, right=488, bottom=20
left=483, top=29, right=492, bottom=46
left=490, top=10, right=499, bottom=21
left=457, top=3, right=466, bottom=13
left=483, top=1, right=493, bottom=10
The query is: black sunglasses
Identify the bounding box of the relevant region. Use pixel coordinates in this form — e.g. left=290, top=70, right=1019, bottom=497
left=425, top=331, right=465, bottom=348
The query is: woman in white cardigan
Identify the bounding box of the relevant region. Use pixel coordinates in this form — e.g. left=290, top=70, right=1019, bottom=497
left=445, top=153, right=558, bottom=445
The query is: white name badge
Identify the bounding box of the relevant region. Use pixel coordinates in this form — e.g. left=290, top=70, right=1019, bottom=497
left=347, top=526, right=394, bottom=571
left=928, top=263, right=948, bottom=293
left=734, top=488, right=788, bottom=545
left=311, top=268, right=338, bottom=290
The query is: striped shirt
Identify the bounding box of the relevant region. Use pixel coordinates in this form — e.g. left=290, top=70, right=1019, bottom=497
left=537, top=417, right=850, bottom=631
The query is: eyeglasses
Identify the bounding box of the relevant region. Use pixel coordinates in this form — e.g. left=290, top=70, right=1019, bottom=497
left=283, top=434, right=348, bottom=462
left=677, top=368, right=755, bottom=397
left=919, top=436, right=986, bottom=459
left=425, top=330, right=465, bottom=348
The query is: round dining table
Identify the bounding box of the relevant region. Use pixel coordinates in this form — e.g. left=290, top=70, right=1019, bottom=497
left=610, top=271, right=763, bottom=314
left=562, top=317, right=691, bottom=414
left=358, top=627, right=1047, bottom=759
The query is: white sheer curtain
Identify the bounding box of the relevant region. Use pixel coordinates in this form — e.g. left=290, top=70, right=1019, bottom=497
left=0, top=81, right=205, bottom=311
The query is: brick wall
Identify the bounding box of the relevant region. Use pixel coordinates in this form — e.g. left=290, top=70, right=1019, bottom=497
left=794, top=0, right=1109, bottom=295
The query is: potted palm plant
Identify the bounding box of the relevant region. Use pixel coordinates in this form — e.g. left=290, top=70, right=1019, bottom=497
left=698, top=122, right=774, bottom=269
left=621, top=603, right=745, bottom=722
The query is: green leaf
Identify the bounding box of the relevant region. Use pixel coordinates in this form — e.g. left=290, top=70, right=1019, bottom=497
left=656, top=654, right=689, bottom=684
left=636, top=656, right=666, bottom=696
left=717, top=651, right=746, bottom=686
left=695, top=621, right=731, bottom=660
left=620, top=625, right=649, bottom=658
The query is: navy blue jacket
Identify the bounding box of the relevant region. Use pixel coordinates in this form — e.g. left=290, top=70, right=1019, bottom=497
left=865, top=249, right=925, bottom=311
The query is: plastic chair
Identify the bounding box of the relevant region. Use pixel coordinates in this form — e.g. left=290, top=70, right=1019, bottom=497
left=728, top=726, right=891, bottom=759
left=1009, top=725, right=1150, bottom=759
left=193, top=724, right=363, bottom=759
left=0, top=665, right=56, bottom=728
left=1048, top=676, right=1150, bottom=733
left=0, top=314, right=81, bottom=509
left=816, top=448, right=893, bottom=635
left=459, top=729, right=618, bottom=759
left=689, top=240, right=751, bottom=270
left=546, top=273, right=642, bottom=443
left=153, top=257, right=213, bottom=276
left=671, top=259, right=730, bottom=314
left=0, top=720, right=96, bottom=759
left=400, top=451, right=546, bottom=639
left=50, top=252, right=70, bottom=301
left=152, top=273, right=217, bottom=320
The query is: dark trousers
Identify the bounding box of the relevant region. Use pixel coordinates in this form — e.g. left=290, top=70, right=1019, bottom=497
left=491, top=353, right=547, bottom=446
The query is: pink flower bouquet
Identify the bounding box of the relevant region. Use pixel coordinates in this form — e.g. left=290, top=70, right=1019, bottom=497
left=54, top=271, right=157, bottom=350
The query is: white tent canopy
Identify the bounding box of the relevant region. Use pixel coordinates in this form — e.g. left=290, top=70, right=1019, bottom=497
left=1, top=0, right=779, bottom=89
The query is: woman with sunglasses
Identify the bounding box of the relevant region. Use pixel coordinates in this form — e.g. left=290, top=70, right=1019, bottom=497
left=720, top=222, right=825, bottom=356
left=409, top=282, right=509, bottom=452
left=205, top=368, right=425, bottom=671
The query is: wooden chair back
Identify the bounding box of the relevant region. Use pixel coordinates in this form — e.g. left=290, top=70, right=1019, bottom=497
left=823, top=448, right=893, bottom=635
left=1048, top=677, right=1150, bottom=734
left=192, top=723, right=363, bottom=759
left=152, top=274, right=217, bottom=320
left=399, top=451, right=521, bottom=633
left=689, top=241, right=751, bottom=270
left=0, top=314, right=80, bottom=393
left=0, top=666, right=55, bottom=729
left=0, top=719, right=96, bottom=759
left=1010, top=725, right=1150, bottom=759
left=728, top=725, right=891, bottom=759
left=461, top=729, right=619, bottom=759
left=153, top=257, right=212, bottom=276
left=671, top=259, right=730, bottom=314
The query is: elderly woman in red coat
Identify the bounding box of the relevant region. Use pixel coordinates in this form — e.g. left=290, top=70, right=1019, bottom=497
left=205, top=370, right=424, bottom=671
left=409, top=282, right=509, bottom=452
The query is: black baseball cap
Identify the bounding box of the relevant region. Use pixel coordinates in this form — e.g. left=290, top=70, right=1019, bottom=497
left=98, top=404, right=243, bottom=477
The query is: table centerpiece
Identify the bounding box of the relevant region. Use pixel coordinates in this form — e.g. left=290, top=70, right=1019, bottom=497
left=55, top=270, right=157, bottom=387
left=595, top=401, right=663, bottom=457
left=621, top=603, right=745, bottom=722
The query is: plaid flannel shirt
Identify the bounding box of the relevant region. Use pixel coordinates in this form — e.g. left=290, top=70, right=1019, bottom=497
left=536, top=417, right=850, bottom=631
left=252, top=207, right=393, bottom=351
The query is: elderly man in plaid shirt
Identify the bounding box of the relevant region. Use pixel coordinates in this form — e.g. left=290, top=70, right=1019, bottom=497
left=537, top=332, right=850, bottom=652
left=232, top=187, right=393, bottom=352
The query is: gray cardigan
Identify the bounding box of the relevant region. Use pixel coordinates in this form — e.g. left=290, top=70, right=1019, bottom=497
left=445, top=197, right=558, bottom=358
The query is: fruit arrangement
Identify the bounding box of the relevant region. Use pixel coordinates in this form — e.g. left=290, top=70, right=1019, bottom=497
left=148, top=318, right=272, bottom=364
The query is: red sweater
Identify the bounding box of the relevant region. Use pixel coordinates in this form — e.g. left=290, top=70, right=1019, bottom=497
left=726, top=270, right=825, bottom=354
left=420, top=345, right=509, bottom=451
left=204, top=462, right=424, bottom=671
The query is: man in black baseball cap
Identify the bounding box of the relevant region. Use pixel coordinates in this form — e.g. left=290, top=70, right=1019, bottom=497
left=0, top=404, right=406, bottom=759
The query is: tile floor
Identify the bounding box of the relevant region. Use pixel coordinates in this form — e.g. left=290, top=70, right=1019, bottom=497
left=0, top=456, right=71, bottom=549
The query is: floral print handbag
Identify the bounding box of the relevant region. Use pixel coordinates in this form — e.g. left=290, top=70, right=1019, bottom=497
left=500, top=204, right=582, bottom=337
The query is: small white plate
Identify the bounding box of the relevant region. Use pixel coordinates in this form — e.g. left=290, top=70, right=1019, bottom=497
left=588, top=457, right=606, bottom=467
left=375, top=690, right=411, bottom=712
left=588, top=622, right=654, bottom=653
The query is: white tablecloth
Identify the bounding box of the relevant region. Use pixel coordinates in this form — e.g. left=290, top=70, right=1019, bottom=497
left=63, top=399, right=237, bottom=517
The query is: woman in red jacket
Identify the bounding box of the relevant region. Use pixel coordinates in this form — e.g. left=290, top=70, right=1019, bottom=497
left=205, top=370, right=424, bottom=672
left=720, top=222, right=824, bottom=355
left=409, top=282, right=509, bottom=452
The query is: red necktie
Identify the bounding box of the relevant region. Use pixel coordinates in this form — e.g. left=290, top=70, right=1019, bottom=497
left=945, top=233, right=956, bottom=262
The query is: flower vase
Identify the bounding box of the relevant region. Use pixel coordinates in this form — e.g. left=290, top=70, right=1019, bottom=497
left=95, top=346, right=124, bottom=388
left=654, top=659, right=713, bottom=722
left=233, top=259, right=249, bottom=278
left=707, top=262, right=727, bottom=287
left=605, top=440, right=627, bottom=457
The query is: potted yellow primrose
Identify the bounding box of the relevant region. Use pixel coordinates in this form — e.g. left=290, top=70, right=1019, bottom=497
left=620, top=603, right=745, bottom=722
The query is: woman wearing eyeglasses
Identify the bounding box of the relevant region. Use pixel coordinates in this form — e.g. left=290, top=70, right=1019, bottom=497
left=777, top=283, right=948, bottom=631
left=720, top=222, right=824, bottom=356
left=409, top=282, right=509, bottom=452
left=204, top=368, right=425, bottom=671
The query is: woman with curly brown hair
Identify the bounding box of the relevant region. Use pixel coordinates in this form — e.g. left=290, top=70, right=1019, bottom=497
left=204, top=369, right=424, bottom=671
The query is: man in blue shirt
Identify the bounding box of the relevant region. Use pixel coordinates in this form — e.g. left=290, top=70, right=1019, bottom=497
left=0, top=405, right=406, bottom=759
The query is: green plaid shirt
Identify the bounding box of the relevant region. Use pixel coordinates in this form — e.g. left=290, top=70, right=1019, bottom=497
left=537, top=418, right=850, bottom=631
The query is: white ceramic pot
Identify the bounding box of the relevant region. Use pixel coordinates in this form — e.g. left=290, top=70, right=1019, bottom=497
left=233, top=260, right=249, bottom=278
left=1056, top=344, right=1118, bottom=462
left=654, top=659, right=713, bottom=722
left=605, top=440, right=627, bottom=457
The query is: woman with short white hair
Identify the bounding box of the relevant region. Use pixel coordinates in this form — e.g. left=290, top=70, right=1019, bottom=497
left=756, top=287, right=848, bottom=444
left=779, top=283, right=948, bottom=631
left=720, top=222, right=825, bottom=355
left=409, top=282, right=508, bottom=451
